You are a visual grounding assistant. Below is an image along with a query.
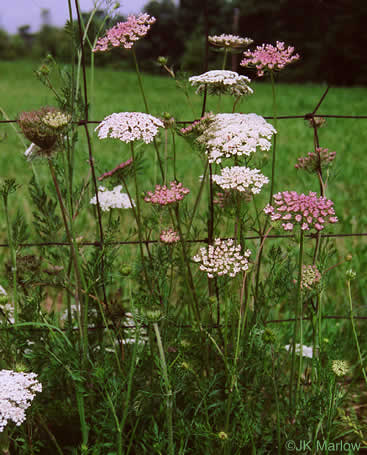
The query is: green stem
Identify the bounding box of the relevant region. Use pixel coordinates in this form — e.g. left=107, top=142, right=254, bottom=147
left=174, top=206, right=201, bottom=323
left=347, top=279, right=367, bottom=385
left=186, top=160, right=208, bottom=237
left=269, top=70, right=278, bottom=204
left=290, top=231, right=304, bottom=411
left=130, top=143, right=152, bottom=292
left=3, top=199, right=17, bottom=325
left=132, top=47, right=149, bottom=113
left=153, top=322, right=174, bottom=455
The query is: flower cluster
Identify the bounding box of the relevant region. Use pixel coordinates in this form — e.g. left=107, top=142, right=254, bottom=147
left=98, top=158, right=133, bottom=181
left=179, top=112, right=214, bottom=135
left=284, top=344, right=313, bottom=358
left=160, top=228, right=180, bottom=244
left=208, top=34, right=253, bottom=50
left=90, top=186, right=135, bottom=211
left=295, top=147, right=336, bottom=173
left=93, top=14, right=156, bottom=52
left=264, top=191, right=338, bottom=231
left=42, top=111, right=70, bottom=129
left=0, top=370, right=42, bottom=432
left=193, top=238, right=251, bottom=279
left=189, top=70, right=253, bottom=97
left=212, top=166, right=269, bottom=194
left=95, top=112, right=164, bottom=144
left=241, top=41, right=299, bottom=77
left=300, top=265, right=322, bottom=290
left=196, top=113, right=277, bottom=164
left=332, top=360, right=349, bottom=377
left=18, top=107, right=67, bottom=151
left=144, top=181, right=190, bottom=206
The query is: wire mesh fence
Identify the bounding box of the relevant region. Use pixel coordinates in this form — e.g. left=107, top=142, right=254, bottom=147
left=0, top=1, right=366, bottom=328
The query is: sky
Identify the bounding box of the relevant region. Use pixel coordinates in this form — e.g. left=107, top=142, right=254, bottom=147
left=0, top=0, right=149, bottom=35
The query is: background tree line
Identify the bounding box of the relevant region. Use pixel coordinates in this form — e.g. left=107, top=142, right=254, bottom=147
left=1, top=0, right=366, bottom=85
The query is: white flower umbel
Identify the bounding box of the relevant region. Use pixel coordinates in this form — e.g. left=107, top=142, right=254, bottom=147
left=0, top=285, right=6, bottom=295
left=212, top=166, right=269, bottom=194
left=208, top=34, right=253, bottom=49
left=284, top=344, right=313, bottom=359
left=189, top=70, right=253, bottom=97
left=193, top=238, right=251, bottom=279
left=0, top=370, right=42, bottom=432
left=90, top=186, right=135, bottom=212
left=196, top=113, right=277, bottom=164
left=95, top=112, right=164, bottom=144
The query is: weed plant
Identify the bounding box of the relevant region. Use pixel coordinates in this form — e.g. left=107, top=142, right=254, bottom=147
left=0, top=3, right=366, bottom=454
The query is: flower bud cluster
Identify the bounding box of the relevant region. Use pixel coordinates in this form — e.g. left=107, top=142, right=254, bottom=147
left=98, top=158, right=133, bottom=181
left=295, top=147, right=336, bottom=173
left=300, top=265, right=321, bottom=290
left=208, top=34, right=253, bottom=50
left=0, top=369, right=42, bottom=432
left=42, top=111, right=71, bottom=129
left=241, top=41, right=299, bottom=77
left=212, top=166, right=269, bottom=194
left=90, top=186, right=135, bottom=211
left=196, top=113, right=277, bottom=164
left=331, top=360, right=349, bottom=377
left=144, top=181, right=190, bottom=206
left=193, top=238, right=251, bottom=279
left=189, top=70, right=253, bottom=97
left=96, top=112, right=164, bottom=144
left=264, top=191, right=338, bottom=232
left=179, top=112, right=214, bottom=135
left=93, top=14, right=156, bottom=52
left=160, top=228, right=180, bottom=244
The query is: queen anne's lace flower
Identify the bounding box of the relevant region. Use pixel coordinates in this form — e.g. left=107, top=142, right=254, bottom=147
left=95, top=112, right=164, bottom=144
left=193, top=238, right=251, bottom=279
left=208, top=34, right=253, bottom=50
left=241, top=41, right=299, bottom=77
left=212, top=166, right=269, bottom=194
left=189, top=70, right=253, bottom=97
left=90, top=186, right=135, bottom=211
left=264, top=191, right=338, bottom=232
left=332, top=360, right=349, bottom=377
left=160, top=228, right=180, bottom=244
left=284, top=344, right=313, bottom=358
left=93, top=14, right=155, bottom=52
left=145, top=182, right=190, bottom=206
left=196, top=113, right=276, bottom=164
left=300, top=265, right=322, bottom=290
left=0, top=370, right=42, bottom=432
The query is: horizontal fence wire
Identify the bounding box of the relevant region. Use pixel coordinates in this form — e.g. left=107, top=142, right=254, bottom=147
left=0, top=232, right=366, bottom=248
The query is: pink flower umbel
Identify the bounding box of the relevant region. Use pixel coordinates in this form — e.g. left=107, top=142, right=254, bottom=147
left=240, top=41, right=299, bottom=77
left=93, top=14, right=156, bottom=52
left=145, top=182, right=190, bottom=206
left=160, top=228, right=180, bottom=244
left=264, top=191, right=338, bottom=232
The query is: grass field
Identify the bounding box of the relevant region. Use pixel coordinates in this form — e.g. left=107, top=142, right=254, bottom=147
left=1, top=58, right=367, bottom=313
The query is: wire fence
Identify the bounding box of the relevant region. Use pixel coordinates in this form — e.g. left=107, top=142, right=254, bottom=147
left=0, top=0, right=366, bottom=328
